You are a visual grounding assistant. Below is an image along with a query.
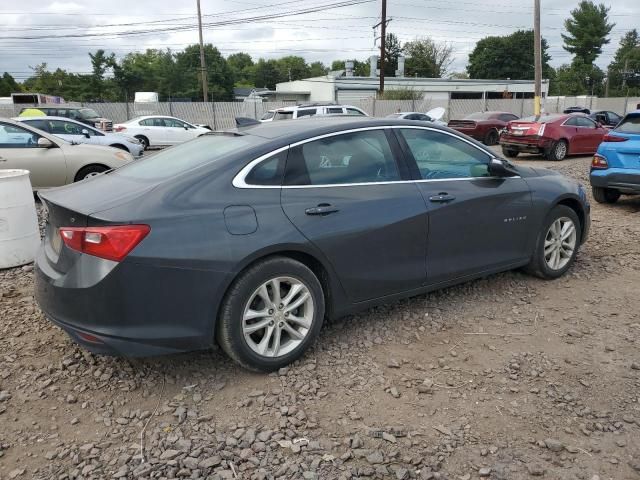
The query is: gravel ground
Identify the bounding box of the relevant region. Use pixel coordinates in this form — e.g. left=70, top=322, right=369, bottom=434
left=1, top=150, right=640, bottom=480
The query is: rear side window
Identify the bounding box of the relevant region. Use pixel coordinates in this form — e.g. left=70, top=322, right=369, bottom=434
left=285, top=129, right=400, bottom=186
left=326, top=107, right=344, bottom=114
left=346, top=108, right=365, bottom=116
left=20, top=119, right=48, bottom=131
left=564, top=117, right=579, bottom=126
left=296, top=109, right=316, bottom=118
left=399, top=128, right=491, bottom=179
left=616, top=115, right=640, bottom=134
left=576, top=117, right=597, bottom=128
left=245, top=152, right=286, bottom=186
left=115, top=134, right=264, bottom=181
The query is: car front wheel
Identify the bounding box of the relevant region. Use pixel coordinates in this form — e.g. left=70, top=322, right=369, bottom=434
left=217, top=257, right=325, bottom=372
left=525, top=205, right=580, bottom=279
left=592, top=186, right=620, bottom=204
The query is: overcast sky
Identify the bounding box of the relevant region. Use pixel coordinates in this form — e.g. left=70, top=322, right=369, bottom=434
left=0, top=0, right=637, bottom=82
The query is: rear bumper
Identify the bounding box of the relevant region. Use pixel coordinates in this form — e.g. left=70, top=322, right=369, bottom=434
left=590, top=169, right=640, bottom=194
left=500, top=136, right=553, bottom=153
left=34, top=246, right=229, bottom=357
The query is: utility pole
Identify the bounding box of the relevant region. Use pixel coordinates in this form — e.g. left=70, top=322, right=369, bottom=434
left=379, top=0, right=387, bottom=95
left=533, top=0, right=542, bottom=116
left=197, top=0, right=208, bottom=102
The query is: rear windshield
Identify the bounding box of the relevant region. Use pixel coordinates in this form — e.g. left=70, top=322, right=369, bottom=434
left=465, top=112, right=494, bottom=120
left=518, top=114, right=564, bottom=123
left=79, top=108, right=100, bottom=119
left=615, top=114, right=640, bottom=134
left=114, top=133, right=263, bottom=180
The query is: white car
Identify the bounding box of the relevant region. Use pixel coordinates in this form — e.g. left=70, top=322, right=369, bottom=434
left=386, top=107, right=447, bottom=126
left=260, top=104, right=368, bottom=122
left=15, top=116, right=144, bottom=158
left=113, top=115, right=210, bottom=149
left=0, top=118, right=133, bottom=189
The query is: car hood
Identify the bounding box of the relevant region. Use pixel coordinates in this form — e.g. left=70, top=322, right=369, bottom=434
left=60, top=142, right=130, bottom=156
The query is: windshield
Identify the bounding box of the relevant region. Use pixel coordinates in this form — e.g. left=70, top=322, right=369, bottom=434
left=79, top=108, right=100, bottom=119
left=465, top=112, right=494, bottom=120
left=114, top=133, right=264, bottom=180
left=615, top=114, right=640, bottom=134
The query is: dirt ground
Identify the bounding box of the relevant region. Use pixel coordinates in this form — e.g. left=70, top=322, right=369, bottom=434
left=1, top=150, right=639, bottom=480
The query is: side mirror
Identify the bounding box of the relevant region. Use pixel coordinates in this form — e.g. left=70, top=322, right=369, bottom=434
left=37, top=137, right=54, bottom=148
left=184, top=125, right=189, bottom=130
left=488, top=158, right=517, bottom=177
left=81, top=129, right=90, bottom=138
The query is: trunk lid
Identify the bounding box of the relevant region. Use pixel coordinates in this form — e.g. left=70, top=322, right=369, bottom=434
left=602, top=131, right=640, bottom=169
left=505, top=121, right=545, bottom=137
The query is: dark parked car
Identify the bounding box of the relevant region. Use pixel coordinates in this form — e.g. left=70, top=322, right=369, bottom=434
left=35, top=117, right=590, bottom=371
left=19, top=106, right=113, bottom=131
left=500, top=113, right=607, bottom=161
left=563, top=106, right=590, bottom=114
left=589, top=110, right=623, bottom=128
left=447, top=111, right=519, bottom=146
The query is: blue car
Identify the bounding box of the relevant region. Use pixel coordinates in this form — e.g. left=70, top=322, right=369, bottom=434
left=590, top=110, right=640, bottom=203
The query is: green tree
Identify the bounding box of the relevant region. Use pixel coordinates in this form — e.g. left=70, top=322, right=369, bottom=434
left=467, top=30, right=552, bottom=80
left=174, top=44, right=233, bottom=100
left=403, top=37, right=453, bottom=78
left=308, top=61, right=328, bottom=77
left=562, top=1, right=614, bottom=65
left=252, top=59, right=280, bottom=89
left=88, top=49, right=115, bottom=100
left=384, top=33, right=403, bottom=76
left=607, top=29, right=640, bottom=96
left=275, top=56, right=310, bottom=83
left=550, top=59, right=605, bottom=96
left=227, top=52, right=254, bottom=86
left=0, top=72, right=21, bottom=96
left=113, top=49, right=178, bottom=100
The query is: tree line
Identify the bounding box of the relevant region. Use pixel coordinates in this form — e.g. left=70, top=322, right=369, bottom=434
left=1, top=1, right=638, bottom=101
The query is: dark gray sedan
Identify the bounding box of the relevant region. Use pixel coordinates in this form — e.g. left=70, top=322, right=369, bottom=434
left=35, top=117, right=590, bottom=371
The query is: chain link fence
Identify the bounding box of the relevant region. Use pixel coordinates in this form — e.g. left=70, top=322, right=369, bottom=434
left=2, top=96, right=640, bottom=128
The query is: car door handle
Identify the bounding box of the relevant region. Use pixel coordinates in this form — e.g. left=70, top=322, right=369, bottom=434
left=429, top=193, right=456, bottom=203
left=305, top=204, right=340, bottom=216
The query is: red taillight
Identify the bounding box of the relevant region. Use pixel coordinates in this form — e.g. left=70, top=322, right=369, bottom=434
left=59, top=225, right=150, bottom=262
left=113, top=125, right=126, bottom=132
left=592, top=154, right=609, bottom=169
left=603, top=134, right=628, bottom=142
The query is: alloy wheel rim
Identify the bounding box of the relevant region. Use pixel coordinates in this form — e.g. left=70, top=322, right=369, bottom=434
left=544, top=216, right=577, bottom=271
left=556, top=142, right=567, bottom=159
left=242, top=276, right=314, bottom=358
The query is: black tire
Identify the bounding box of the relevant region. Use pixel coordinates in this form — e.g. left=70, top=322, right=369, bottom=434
left=524, top=205, right=581, bottom=279
left=134, top=135, right=149, bottom=150
left=546, top=139, right=568, bottom=161
left=483, top=129, right=499, bottom=146
left=74, top=165, right=109, bottom=182
left=110, top=143, right=129, bottom=151
left=592, top=186, right=620, bottom=204
left=217, top=257, right=325, bottom=372
left=502, top=147, right=519, bottom=158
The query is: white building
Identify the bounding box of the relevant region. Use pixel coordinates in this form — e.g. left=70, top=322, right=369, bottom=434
left=275, top=58, right=549, bottom=103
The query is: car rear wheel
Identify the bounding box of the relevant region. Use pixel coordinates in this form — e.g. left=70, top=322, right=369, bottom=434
left=502, top=147, right=519, bottom=158
left=592, top=186, right=620, bottom=204
left=547, top=140, right=568, bottom=161
left=524, top=205, right=580, bottom=279
left=74, top=165, right=109, bottom=182
left=483, top=129, right=499, bottom=146
left=217, top=257, right=325, bottom=372
left=134, top=135, right=149, bottom=150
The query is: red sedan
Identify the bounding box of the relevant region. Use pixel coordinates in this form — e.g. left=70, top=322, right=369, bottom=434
left=500, top=113, right=608, bottom=161
left=448, top=111, right=519, bottom=146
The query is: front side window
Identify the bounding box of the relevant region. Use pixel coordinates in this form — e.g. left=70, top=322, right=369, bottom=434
left=245, top=152, right=287, bottom=186
left=20, top=119, right=48, bottom=132
left=608, top=112, right=621, bottom=124
left=285, top=129, right=400, bottom=186
left=576, top=117, right=597, bottom=128
left=164, top=118, right=187, bottom=128
left=0, top=122, right=41, bottom=148
left=48, top=120, right=84, bottom=135
left=399, top=128, right=491, bottom=179
left=564, top=117, right=580, bottom=126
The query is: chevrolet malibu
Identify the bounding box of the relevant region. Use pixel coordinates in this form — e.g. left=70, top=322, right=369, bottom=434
left=35, top=118, right=590, bottom=371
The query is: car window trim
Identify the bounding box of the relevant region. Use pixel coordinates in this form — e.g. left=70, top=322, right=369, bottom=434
left=233, top=126, right=518, bottom=189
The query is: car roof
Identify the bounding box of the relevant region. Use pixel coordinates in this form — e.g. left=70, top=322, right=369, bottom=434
left=15, top=115, right=92, bottom=123
left=237, top=116, right=458, bottom=142
left=125, top=115, right=186, bottom=121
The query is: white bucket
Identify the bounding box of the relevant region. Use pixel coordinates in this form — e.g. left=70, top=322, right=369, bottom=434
left=0, top=169, right=40, bottom=269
